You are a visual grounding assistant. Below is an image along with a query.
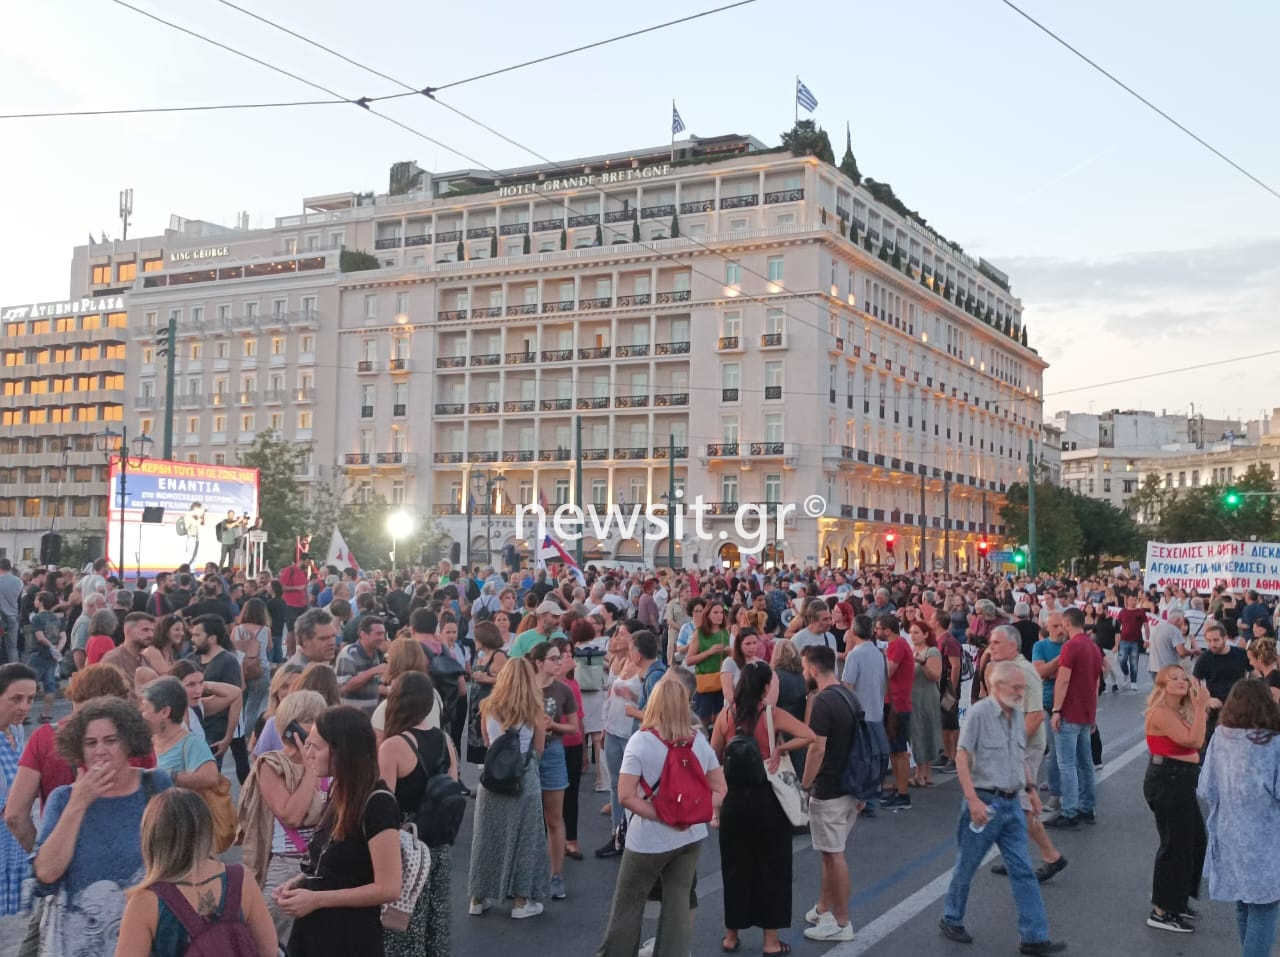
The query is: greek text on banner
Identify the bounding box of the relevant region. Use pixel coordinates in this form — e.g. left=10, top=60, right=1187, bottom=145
left=1143, top=539, right=1280, bottom=595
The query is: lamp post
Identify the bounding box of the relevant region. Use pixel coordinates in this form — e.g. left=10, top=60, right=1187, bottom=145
left=471, top=470, right=505, bottom=568
left=96, top=425, right=153, bottom=584
left=386, top=509, right=414, bottom=570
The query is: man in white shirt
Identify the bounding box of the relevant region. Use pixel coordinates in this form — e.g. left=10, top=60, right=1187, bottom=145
left=1148, top=609, right=1192, bottom=673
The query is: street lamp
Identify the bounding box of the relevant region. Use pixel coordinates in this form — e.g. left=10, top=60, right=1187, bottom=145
left=96, top=426, right=153, bottom=584
left=470, top=470, right=505, bottom=569
left=386, top=509, right=414, bottom=569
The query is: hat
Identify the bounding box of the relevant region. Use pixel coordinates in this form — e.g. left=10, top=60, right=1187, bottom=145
left=1014, top=601, right=1031, bottom=619
left=536, top=600, right=562, bottom=616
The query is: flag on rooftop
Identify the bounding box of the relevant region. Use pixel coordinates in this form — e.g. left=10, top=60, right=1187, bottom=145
left=672, top=102, right=686, bottom=135
left=796, top=78, right=818, bottom=113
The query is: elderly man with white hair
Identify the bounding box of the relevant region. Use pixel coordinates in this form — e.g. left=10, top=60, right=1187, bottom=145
left=70, top=590, right=109, bottom=671
left=1148, top=608, right=1193, bottom=675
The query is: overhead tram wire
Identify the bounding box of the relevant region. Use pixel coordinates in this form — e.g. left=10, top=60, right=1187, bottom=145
left=1, top=98, right=347, bottom=120
left=996, top=0, right=1280, bottom=202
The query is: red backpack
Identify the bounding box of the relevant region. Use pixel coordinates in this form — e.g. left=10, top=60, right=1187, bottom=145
left=151, top=864, right=258, bottom=957
left=638, top=729, right=714, bottom=828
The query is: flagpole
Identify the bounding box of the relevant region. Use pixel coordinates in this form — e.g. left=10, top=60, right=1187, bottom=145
left=671, top=99, right=675, bottom=164
left=794, top=75, right=799, bottom=127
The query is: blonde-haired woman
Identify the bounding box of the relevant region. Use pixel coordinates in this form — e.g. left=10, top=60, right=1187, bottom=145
left=598, top=678, right=727, bottom=957
left=1247, top=637, right=1280, bottom=703
left=114, top=788, right=277, bottom=957
left=466, top=657, right=550, bottom=919
left=1142, top=665, right=1209, bottom=933
left=373, top=637, right=442, bottom=745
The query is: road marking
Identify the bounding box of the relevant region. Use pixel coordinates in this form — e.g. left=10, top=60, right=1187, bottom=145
left=820, top=738, right=1151, bottom=956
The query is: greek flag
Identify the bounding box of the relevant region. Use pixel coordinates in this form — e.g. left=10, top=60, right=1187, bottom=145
left=672, top=102, right=686, bottom=135
left=796, top=78, right=818, bottom=113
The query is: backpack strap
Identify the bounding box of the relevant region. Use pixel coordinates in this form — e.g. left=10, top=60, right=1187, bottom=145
left=151, top=866, right=240, bottom=941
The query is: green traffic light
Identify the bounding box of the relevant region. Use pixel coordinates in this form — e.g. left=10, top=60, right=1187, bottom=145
left=1012, top=552, right=1026, bottom=566
left=1224, top=490, right=1242, bottom=508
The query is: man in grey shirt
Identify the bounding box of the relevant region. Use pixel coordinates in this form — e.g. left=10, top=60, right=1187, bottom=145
left=1148, top=609, right=1191, bottom=674
left=841, top=613, right=886, bottom=724
left=0, top=559, right=23, bottom=663
left=792, top=599, right=840, bottom=666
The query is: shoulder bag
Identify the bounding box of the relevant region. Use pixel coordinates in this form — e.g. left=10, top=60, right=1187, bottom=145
left=764, top=706, right=808, bottom=827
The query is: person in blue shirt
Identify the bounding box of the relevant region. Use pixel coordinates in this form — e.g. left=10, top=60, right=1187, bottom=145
left=1032, top=613, right=1065, bottom=813
left=624, top=628, right=667, bottom=729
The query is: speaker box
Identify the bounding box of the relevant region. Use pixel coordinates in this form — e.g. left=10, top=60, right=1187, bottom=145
left=40, top=532, right=62, bottom=566
left=84, top=535, right=104, bottom=562
left=141, top=507, right=166, bottom=523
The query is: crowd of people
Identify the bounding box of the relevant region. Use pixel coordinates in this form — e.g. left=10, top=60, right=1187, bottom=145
left=0, top=549, right=1277, bottom=956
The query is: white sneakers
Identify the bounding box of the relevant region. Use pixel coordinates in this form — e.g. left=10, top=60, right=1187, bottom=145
left=805, top=906, right=830, bottom=924
left=468, top=898, right=491, bottom=916
left=511, top=901, right=544, bottom=919
left=638, top=938, right=690, bottom=957
left=804, top=913, right=855, bottom=941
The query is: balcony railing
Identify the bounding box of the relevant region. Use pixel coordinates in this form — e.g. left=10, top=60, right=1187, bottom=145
left=656, top=289, right=691, bottom=304
left=705, top=501, right=739, bottom=515
left=389, top=358, right=409, bottom=372
left=360, top=405, right=374, bottom=418
left=761, top=333, right=784, bottom=347
left=541, top=349, right=573, bottom=362
left=503, top=399, right=535, bottom=413
left=435, top=230, right=462, bottom=243
left=719, top=194, right=758, bottom=209
left=577, top=396, right=611, bottom=410
left=653, top=445, right=688, bottom=459
left=469, top=353, right=500, bottom=366
left=718, top=336, right=740, bottom=350
left=764, top=188, right=804, bottom=204
left=135, top=395, right=156, bottom=409
left=750, top=442, right=785, bottom=455
left=434, top=403, right=464, bottom=415
left=471, top=306, right=503, bottom=319
left=615, top=395, right=649, bottom=408
left=344, top=453, right=370, bottom=465
left=468, top=402, right=499, bottom=414
left=263, top=389, right=286, bottom=404
left=567, top=214, right=599, bottom=227
left=405, top=233, right=432, bottom=246
left=604, top=209, right=636, bottom=223
left=499, top=222, right=528, bottom=236
left=437, top=309, right=467, bottom=321
left=502, top=450, right=535, bottom=463
left=721, top=388, right=739, bottom=401
left=582, top=448, right=609, bottom=461
left=436, top=356, right=466, bottom=369
left=542, top=300, right=574, bottom=313
left=579, top=297, right=612, bottom=310
left=533, top=218, right=562, bottom=232
left=376, top=452, right=404, bottom=465
left=505, top=351, right=536, bottom=364
left=466, top=226, right=495, bottom=239
left=295, top=388, right=315, bottom=402
left=641, top=204, right=675, bottom=219
left=679, top=199, right=715, bottom=214
left=706, top=443, right=740, bottom=456
left=764, top=386, right=782, bottom=400
left=654, top=392, right=689, bottom=406
left=614, top=447, right=648, bottom=460
left=579, top=346, right=611, bottom=360
left=538, top=449, right=571, bottom=461
left=374, top=236, right=402, bottom=249
left=617, top=294, right=651, bottom=307
left=468, top=451, right=499, bottom=463
left=433, top=452, right=463, bottom=463
left=356, top=360, right=375, bottom=373
left=616, top=344, right=649, bottom=357
left=540, top=398, right=572, bottom=411
left=506, top=303, right=538, bottom=316
left=392, top=404, right=406, bottom=417
left=655, top=340, right=691, bottom=355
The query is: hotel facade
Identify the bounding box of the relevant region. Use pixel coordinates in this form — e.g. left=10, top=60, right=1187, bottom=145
left=92, top=134, right=1044, bottom=572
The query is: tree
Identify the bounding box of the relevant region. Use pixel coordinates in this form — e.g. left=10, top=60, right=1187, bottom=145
left=1020, top=326, right=1028, bottom=347
left=489, top=233, right=498, bottom=258
left=1067, top=490, right=1144, bottom=570
left=236, top=430, right=315, bottom=570
left=456, top=238, right=465, bottom=262
left=1000, top=482, right=1084, bottom=573
left=632, top=219, right=640, bottom=243
left=56, top=531, right=98, bottom=570
left=324, top=495, right=451, bottom=573
left=559, top=228, right=567, bottom=250
left=780, top=119, right=835, bottom=164
left=820, top=207, right=828, bottom=225
left=1142, top=463, right=1280, bottom=543
left=839, top=124, right=861, bottom=184
left=670, top=212, right=680, bottom=238
left=339, top=250, right=379, bottom=272
left=522, top=233, right=531, bottom=254
left=838, top=215, right=846, bottom=237
left=593, top=223, right=603, bottom=246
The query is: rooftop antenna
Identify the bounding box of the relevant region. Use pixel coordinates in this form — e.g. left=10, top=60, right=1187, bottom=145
left=119, top=188, right=133, bottom=241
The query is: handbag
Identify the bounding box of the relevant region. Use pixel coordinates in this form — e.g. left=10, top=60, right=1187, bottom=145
left=185, top=735, right=237, bottom=853
left=38, top=886, right=66, bottom=955
left=764, top=706, right=808, bottom=827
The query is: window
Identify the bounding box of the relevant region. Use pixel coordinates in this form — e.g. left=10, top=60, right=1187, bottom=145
left=215, top=341, right=229, bottom=359
left=391, top=481, right=405, bottom=505
left=192, top=307, right=203, bottom=323
left=364, top=295, right=377, bottom=320
left=554, top=479, right=570, bottom=505
left=765, top=308, right=784, bottom=335
left=722, top=311, right=741, bottom=338
left=722, top=418, right=739, bottom=443
left=591, top=479, right=608, bottom=506
left=725, top=261, right=741, bottom=284
left=764, top=413, right=783, bottom=443
left=764, top=473, right=782, bottom=502
left=298, top=411, right=313, bottom=429
left=721, top=474, right=739, bottom=504
left=241, top=413, right=255, bottom=432
left=301, top=335, right=315, bottom=354
left=270, top=412, right=283, bottom=432
left=244, top=339, right=257, bottom=358
left=244, top=301, right=259, bottom=319
left=217, top=304, right=230, bottom=320
left=271, top=337, right=285, bottom=356
left=721, top=363, right=740, bottom=389
left=91, top=265, right=110, bottom=284
left=767, top=256, right=784, bottom=282
left=142, top=258, right=163, bottom=273
left=214, top=454, right=226, bottom=466
left=396, top=292, right=409, bottom=316
left=764, top=361, right=783, bottom=389
left=1103, top=478, right=1112, bottom=493
left=272, top=299, right=287, bottom=318
left=189, top=343, right=202, bottom=361
left=187, top=416, right=199, bottom=434
left=213, top=415, right=226, bottom=433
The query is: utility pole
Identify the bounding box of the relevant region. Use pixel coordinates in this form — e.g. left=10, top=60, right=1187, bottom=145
left=668, top=434, right=676, bottom=569
left=159, top=318, right=176, bottom=459
left=574, top=415, right=584, bottom=566
left=1027, top=438, right=1038, bottom=576
left=119, top=188, right=133, bottom=242
left=981, top=490, right=988, bottom=572
left=918, top=472, right=926, bottom=573
left=942, top=472, right=951, bottom=573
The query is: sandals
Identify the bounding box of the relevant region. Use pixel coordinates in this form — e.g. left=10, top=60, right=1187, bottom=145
left=721, top=938, right=741, bottom=953
left=763, top=944, right=792, bottom=956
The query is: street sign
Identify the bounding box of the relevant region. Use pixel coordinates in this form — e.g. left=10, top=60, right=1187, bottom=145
left=988, top=550, right=1014, bottom=564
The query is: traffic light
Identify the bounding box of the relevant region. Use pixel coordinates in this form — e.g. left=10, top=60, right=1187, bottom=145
left=885, top=530, right=896, bottom=554
left=1012, top=548, right=1027, bottom=568
left=1223, top=489, right=1242, bottom=509
left=977, top=540, right=990, bottom=558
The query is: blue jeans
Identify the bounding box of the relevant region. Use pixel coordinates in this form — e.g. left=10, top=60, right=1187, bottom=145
left=1042, top=710, right=1060, bottom=796
left=1054, top=720, right=1096, bottom=819
left=943, top=793, right=1050, bottom=944
left=1237, top=901, right=1280, bottom=957
left=1118, top=642, right=1141, bottom=684
left=605, top=732, right=629, bottom=829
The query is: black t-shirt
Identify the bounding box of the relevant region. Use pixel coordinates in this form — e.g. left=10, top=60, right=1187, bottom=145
left=266, top=597, right=289, bottom=637
left=306, top=785, right=399, bottom=891
left=809, top=685, right=857, bottom=801
left=1266, top=671, right=1280, bottom=693
left=542, top=679, right=577, bottom=743
left=1013, top=620, right=1041, bottom=661
left=188, top=649, right=243, bottom=745
left=1193, top=647, right=1249, bottom=703
left=1091, top=617, right=1118, bottom=652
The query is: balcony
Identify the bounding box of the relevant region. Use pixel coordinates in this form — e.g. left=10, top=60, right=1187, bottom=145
left=641, top=204, right=675, bottom=219
left=469, top=353, right=500, bottom=367
left=721, top=388, right=739, bottom=402
left=567, top=214, right=599, bottom=227
left=344, top=453, right=370, bottom=466
left=656, top=290, right=691, bottom=304
left=389, top=358, right=409, bottom=373
left=614, top=447, right=648, bottom=460
left=437, top=309, right=468, bottom=321
left=617, top=294, right=651, bottom=307
left=541, top=349, right=573, bottom=362
left=471, top=306, right=503, bottom=319
left=616, top=344, right=649, bottom=358
left=764, top=386, right=782, bottom=400
left=360, top=405, right=374, bottom=419
left=655, top=340, right=691, bottom=355
left=503, top=399, right=535, bottom=413
left=357, top=360, right=376, bottom=374
left=718, top=336, right=740, bottom=350
left=468, top=402, right=499, bottom=414
left=720, top=194, right=758, bottom=210
left=679, top=199, right=715, bottom=214
left=761, top=333, right=784, bottom=347
left=615, top=394, right=649, bottom=408
left=236, top=391, right=256, bottom=406
left=577, top=396, right=610, bottom=410
left=436, top=356, right=466, bottom=369
left=541, top=300, right=574, bottom=314
left=376, top=452, right=405, bottom=465
left=433, top=452, right=463, bottom=463
left=533, top=218, right=562, bottom=232
left=466, top=226, right=496, bottom=239
left=540, top=398, right=572, bottom=411
left=295, top=388, right=315, bottom=402
left=706, top=443, right=740, bottom=456
left=538, top=448, right=572, bottom=461
left=579, top=346, right=611, bottom=360
left=705, top=501, right=739, bottom=515
left=749, top=442, right=785, bottom=456
left=653, top=444, right=688, bottom=459
left=654, top=392, right=689, bottom=406
left=405, top=233, right=432, bottom=247
left=434, top=403, right=464, bottom=415
left=604, top=209, right=636, bottom=223
left=506, top=303, right=538, bottom=316
left=505, top=351, right=536, bottom=364
left=763, top=188, right=804, bottom=204
left=263, top=389, right=286, bottom=404
left=468, top=451, right=499, bottom=463
left=392, top=403, right=406, bottom=417
left=502, top=449, right=535, bottom=463
left=499, top=222, right=528, bottom=236
left=374, top=236, right=402, bottom=250
left=177, top=394, right=202, bottom=409
left=135, top=395, right=156, bottom=410
left=582, top=448, right=608, bottom=461
left=579, top=297, right=612, bottom=310
left=436, top=230, right=462, bottom=243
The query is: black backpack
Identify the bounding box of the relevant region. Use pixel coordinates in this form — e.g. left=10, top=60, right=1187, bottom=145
left=834, top=686, right=889, bottom=801
left=721, top=709, right=767, bottom=788
left=401, top=730, right=466, bottom=847
left=480, top=726, right=533, bottom=795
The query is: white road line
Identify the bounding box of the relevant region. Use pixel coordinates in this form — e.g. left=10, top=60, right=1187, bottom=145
left=821, top=738, right=1151, bottom=956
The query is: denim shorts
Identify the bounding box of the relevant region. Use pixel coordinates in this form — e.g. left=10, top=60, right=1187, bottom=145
left=539, top=738, right=569, bottom=791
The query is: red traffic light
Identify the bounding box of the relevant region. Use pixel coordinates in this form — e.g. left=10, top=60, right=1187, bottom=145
left=978, top=540, right=989, bottom=555
left=885, top=531, right=896, bottom=552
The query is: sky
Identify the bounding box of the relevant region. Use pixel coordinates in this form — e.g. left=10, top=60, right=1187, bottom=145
left=2, top=0, right=1278, bottom=425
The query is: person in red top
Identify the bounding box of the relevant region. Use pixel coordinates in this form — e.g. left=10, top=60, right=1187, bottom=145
left=1048, top=607, right=1104, bottom=829
left=1115, top=594, right=1149, bottom=692
left=278, top=552, right=313, bottom=657
left=877, top=613, right=915, bottom=809
left=84, top=608, right=121, bottom=665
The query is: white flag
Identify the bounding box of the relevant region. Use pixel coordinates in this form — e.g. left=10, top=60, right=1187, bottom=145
left=326, top=526, right=361, bottom=572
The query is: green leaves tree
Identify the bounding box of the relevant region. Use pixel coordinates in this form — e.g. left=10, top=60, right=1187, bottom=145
left=1000, top=481, right=1083, bottom=573
left=780, top=119, right=835, bottom=163
left=235, top=429, right=314, bottom=570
